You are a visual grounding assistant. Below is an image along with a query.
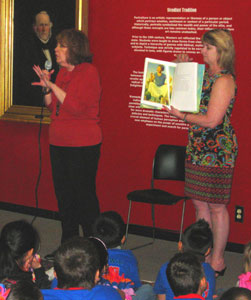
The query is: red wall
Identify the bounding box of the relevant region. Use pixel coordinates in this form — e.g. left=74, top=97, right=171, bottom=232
left=0, top=0, right=250, bottom=245
left=0, top=121, right=57, bottom=211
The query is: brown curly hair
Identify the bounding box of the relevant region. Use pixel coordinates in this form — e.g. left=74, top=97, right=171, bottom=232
left=56, top=29, right=93, bottom=66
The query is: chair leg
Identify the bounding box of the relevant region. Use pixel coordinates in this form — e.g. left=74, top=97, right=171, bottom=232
left=151, top=203, right=155, bottom=243
left=128, top=202, right=154, bottom=251
left=125, top=200, right=132, bottom=242
left=179, top=199, right=186, bottom=241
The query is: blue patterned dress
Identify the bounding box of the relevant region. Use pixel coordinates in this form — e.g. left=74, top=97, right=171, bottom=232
left=184, top=70, right=238, bottom=204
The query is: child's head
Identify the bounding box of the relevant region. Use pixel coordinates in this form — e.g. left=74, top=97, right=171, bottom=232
left=243, top=242, right=251, bottom=273
left=166, top=252, right=206, bottom=297
left=54, top=237, right=100, bottom=289
left=180, top=219, right=212, bottom=259
left=88, top=237, right=108, bottom=274
left=220, top=287, right=251, bottom=300
left=0, top=220, right=40, bottom=278
left=92, top=211, right=125, bottom=248
left=5, top=280, right=43, bottom=300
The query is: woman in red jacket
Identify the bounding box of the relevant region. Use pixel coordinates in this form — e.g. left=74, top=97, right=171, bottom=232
left=33, top=29, right=102, bottom=244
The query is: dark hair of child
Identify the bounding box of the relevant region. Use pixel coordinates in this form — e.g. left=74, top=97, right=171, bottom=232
left=54, top=237, right=100, bottom=289
left=88, top=237, right=108, bottom=274
left=181, top=219, right=213, bottom=260
left=5, top=280, right=43, bottom=300
left=166, top=252, right=205, bottom=297
left=220, top=287, right=251, bottom=300
left=92, top=211, right=125, bottom=248
left=0, top=220, right=40, bottom=281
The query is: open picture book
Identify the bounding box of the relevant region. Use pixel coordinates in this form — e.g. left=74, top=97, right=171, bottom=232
left=140, top=57, right=205, bottom=113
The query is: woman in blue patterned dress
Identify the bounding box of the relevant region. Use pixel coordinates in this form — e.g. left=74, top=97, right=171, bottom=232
left=164, top=29, right=238, bottom=276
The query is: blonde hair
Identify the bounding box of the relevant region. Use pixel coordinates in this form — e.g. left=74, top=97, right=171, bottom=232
left=202, top=29, right=235, bottom=75
left=243, top=242, right=251, bottom=273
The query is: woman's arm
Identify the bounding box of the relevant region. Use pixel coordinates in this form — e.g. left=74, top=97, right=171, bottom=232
left=47, top=82, right=66, bottom=104
left=43, top=91, right=53, bottom=107
left=165, top=74, right=235, bottom=129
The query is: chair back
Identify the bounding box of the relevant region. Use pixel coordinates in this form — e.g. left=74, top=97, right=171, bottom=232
left=153, top=144, right=186, bottom=181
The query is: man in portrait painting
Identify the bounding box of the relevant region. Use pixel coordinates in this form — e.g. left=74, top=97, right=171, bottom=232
left=13, top=11, right=59, bottom=107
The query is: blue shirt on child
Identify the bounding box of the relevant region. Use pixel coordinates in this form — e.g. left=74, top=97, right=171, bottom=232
left=154, top=262, right=215, bottom=300
left=42, top=285, right=121, bottom=300
left=100, top=248, right=142, bottom=290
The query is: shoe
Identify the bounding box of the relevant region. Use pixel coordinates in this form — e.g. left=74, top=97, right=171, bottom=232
left=214, top=267, right=227, bottom=278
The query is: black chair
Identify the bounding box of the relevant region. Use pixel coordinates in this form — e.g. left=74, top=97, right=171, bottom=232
left=125, top=144, right=189, bottom=250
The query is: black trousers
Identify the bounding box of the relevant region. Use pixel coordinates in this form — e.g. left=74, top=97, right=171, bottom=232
left=50, top=144, right=101, bottom=244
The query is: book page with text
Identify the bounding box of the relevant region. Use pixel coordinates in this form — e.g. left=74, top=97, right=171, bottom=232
left=171, top=62, right=198, bottom=112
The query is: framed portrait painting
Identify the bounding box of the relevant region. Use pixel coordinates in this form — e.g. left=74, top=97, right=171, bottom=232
left=0, top=0, right=88, bottom=123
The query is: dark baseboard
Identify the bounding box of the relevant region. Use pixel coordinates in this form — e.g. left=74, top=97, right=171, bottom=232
left=0, top=202, right=60, bottom=220
left=127, top=224, right=244, bottom=253
left=0, top=202, right=244, bottom=253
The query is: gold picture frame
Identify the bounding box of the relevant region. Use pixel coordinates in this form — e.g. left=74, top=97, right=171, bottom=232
left=0, top=0, right=88, bottom=124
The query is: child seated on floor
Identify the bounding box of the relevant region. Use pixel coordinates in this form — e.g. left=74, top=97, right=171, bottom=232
left=237, top=242, right=251, bottom=291
left=0, top=220, right=50, bottom=289
left=41, top=237, right=121, bottom=300
left=88, top=236, right=136, bottom=300
left=0, top=279, right=44, bottom=300
left=219, top=287, right=251, bottom=300
left=166, top=252, right=207, bottom=300
left=154, top=219, right=215, bottom=300
left=92, top=210, right=155, bottom=300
